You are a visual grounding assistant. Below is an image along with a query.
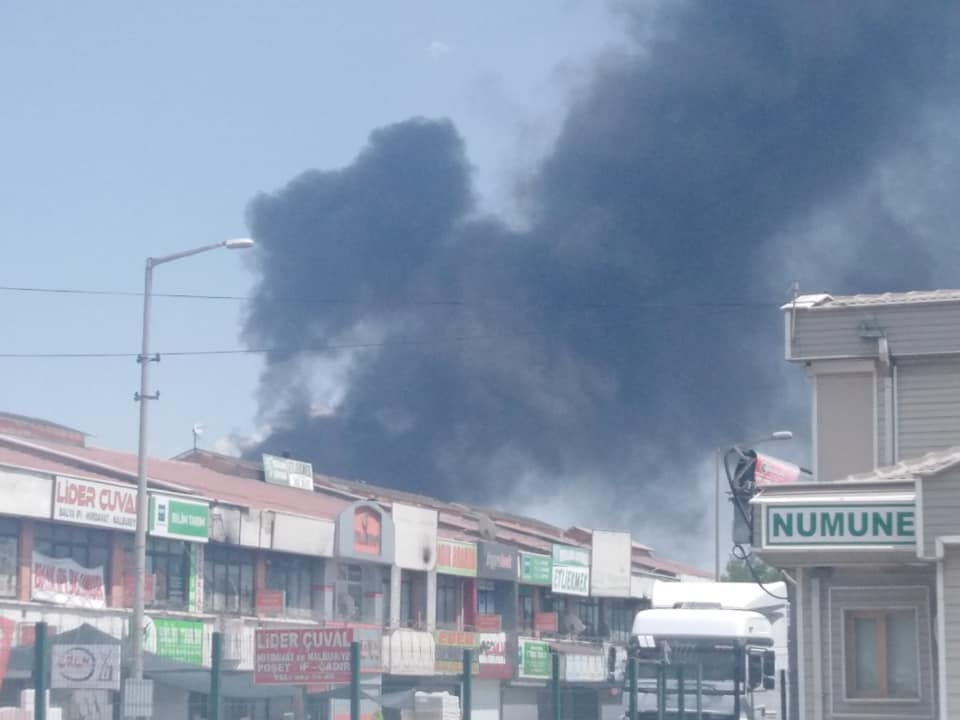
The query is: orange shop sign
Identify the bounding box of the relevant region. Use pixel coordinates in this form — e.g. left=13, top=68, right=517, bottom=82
left=436, top=539, right=477, bottom=577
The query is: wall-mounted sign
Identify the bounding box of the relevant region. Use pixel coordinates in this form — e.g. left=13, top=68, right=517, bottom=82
left=534, top=612, right=558, bottom=633
left=434, top=631, right=480, bottom=675
left=383, top=629, right=435, bottom=675
left=54, top=476, right=136, bottom=532
left=519, top=552, right=552, bottom=585
left=393, top=504, right=438, bottom=571
left=262, top=453, right=314, bottom=491
left=144, top=618, right=205, bottom=666
left=478, top=632, right=512, bottom=679
left=590, top=530, right=631, bottom=597
left=254, top=628, right=353, bottom=685
left=551, top=544, right=590, bottom=596
left=754, top=453, right=804, bottom=487
left=475, top=614, right=502, bottom=632
left=478, top=542, right=517, bottom=581
left=336, top=502, right=395, bottom=563
left=255, top=589, right=285, bottom=616
left=32, top=552, right=106, bottom=609
left=562, top=652, right=606, bottom=683
left=51, top=644, right=121, bottom=690
left=149, top=494, right=209, bottom=542
left=436, top=539, right=478, bottom=577
left=764, top=503, right=915, bottom=547
left=517, top=638, right=552, bottom=680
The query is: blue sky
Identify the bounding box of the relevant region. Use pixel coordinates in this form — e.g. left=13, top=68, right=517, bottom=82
left=0, top=1, right=623, bottom=458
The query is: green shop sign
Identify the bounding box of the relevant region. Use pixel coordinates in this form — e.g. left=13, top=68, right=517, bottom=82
left=152, top=618, right=205, bottom=665
left=150, top=494, right=209, bottom=542
left=765, top=503, right=915, bottom=547
left=519, top=552, right=552, bottom=585
left=518, top=639, right=552, bottom=679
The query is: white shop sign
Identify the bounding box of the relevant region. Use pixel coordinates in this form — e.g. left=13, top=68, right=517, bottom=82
left=54, top=475, right=137, bottom=531
left=563, top=653, right=606, bottom=683
left=764, top=503, right=915, bottom=547
left=52, top=644, right=121, bottom=690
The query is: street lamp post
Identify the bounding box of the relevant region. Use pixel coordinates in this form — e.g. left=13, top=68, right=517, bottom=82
left=713, top=430, right=792, bottom=582
left=132, top=238, right=254, bottom=682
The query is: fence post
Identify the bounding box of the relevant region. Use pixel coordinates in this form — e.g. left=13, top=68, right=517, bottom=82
left=33, top=621, right=47, bottom=720
left=210, top=631, right=223, bottom=720
left=695, top=663, right=703, bottom=720
left=551, top=651, right=561, bottom=720
left=462, top=649, right=472, bottom=720
left=780, top=669, right=788, bottom=720
left=656, top=660, right=665, bottom=720
left=677, top=664, right=685, bottom=719
left=628, top=657, right=637, bottom=720
left=350, top=640, right=361, bottom=720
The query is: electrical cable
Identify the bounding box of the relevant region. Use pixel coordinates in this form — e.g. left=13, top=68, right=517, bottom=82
left=724, top=448, right=790, bottom=601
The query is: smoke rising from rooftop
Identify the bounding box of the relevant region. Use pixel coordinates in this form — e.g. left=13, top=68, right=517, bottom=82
left=242, top=2, right=960, bottom=562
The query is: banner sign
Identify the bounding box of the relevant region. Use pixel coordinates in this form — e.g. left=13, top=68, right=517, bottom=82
left=563, top=653, right=606, bottom=683
left=754, top=453, right=803, bottom=487
left=146, top=618, right=205, bottom=665
left=52, top=644, right=121, bottom=690
left=519, top=553, right=552, bottom=585
left=254, top=628, right=353, bottom=685
left=436, top=539, right=477, bottom=577
left=517, top=638, right=552, bottom=680
left=434, top=630, right=480, bottom=675
left=54, top=476, right=136, bottom=531
left=477, top=632, right=512, bottom=679
left=551, top=544, right=590, bottom=596
left=263, top=454, right=314, bottom=491
left=149, top=494, right=209, bottom=542
left=534, top=612, right=558, bottom=633
left=32, top=552, right=106, bottom=608
left=383, top=629, right=435, bottom=675
left=764, top=503, right=915, bottom=547
left=477, top=542, right=517, bottom=581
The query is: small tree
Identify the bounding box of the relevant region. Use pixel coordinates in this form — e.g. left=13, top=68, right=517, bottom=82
left=721, top=556, right=784, bottom=583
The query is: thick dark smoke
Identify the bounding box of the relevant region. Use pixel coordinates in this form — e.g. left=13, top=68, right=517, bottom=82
left=243, top=2, right=960, bottom=561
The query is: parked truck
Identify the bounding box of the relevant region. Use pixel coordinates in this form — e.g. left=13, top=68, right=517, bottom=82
left=622, top=580, right=789, bottom=719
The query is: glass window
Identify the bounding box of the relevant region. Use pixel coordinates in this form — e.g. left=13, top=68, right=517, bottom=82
left=382, top=572, right=392, bottom=627
left=400, top=569, right=426, bottom=627
left=477, top=579, right=496, bottom=615
left=203, top=544, right=254, bottom=615
left=519, top=586, right=534, bottom=632
left=575, top=598, right=600, bottom=637
left=337, top=563, right=363, bottom=621
left=845, top=609, right=919, bottom=699
left=34, top=521, right=111, bottom=584
left=437, top=575, right=461, bottom=629
left=0, top=518, right=19, bottom=599
left=266, top=553, right=318, bottom=618
left=147, top=538, right=189, bottom=610
left=604, top=599, right=636, bottom=642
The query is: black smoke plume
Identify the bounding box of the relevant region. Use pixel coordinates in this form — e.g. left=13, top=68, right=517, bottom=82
left=243, top=2, right=960, bottom=561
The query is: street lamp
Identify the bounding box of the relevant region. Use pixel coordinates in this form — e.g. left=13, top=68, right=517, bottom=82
left=713, top=430, right=792, bottom=581
left=132, top=238, right=254, bottom=682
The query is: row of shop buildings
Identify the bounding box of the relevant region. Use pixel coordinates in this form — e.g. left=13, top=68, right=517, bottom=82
left=0, top=412, right=707, bottom=720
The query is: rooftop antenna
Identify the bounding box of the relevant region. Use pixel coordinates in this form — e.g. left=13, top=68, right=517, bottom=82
left=192, top=423, right=204, bottom=450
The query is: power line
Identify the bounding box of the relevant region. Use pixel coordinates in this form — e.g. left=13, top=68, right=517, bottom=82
left=0, top=283, right=782, bottom=309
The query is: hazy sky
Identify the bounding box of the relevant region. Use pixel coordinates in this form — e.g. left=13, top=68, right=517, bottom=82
left=0, top=1, right=620, bottom=455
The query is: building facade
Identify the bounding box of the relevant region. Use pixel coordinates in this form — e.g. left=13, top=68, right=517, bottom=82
left=0, top=413, right=706, bottom=720
left=753, top=290, right=960, bottom=720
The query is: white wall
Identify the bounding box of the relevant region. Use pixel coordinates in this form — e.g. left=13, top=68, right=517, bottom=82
left=472, top=679, right=500, bottom=720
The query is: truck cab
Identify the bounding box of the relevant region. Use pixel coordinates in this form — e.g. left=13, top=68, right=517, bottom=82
left=623, top=606, right=777, bottom=719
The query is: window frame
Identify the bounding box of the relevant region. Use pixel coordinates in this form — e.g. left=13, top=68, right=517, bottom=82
left=0, top=518, right=19, bottom=599
left=843, top=606, right=921, bottom=702
left=146, top=537, right=190, bottom=611
left=265, top=553, right=318, bottom=618
left=203, top=543, right=255, bottom=615
left=34, top=521, right=111, bottom=586
left=436, top=574, right=462, bottom=629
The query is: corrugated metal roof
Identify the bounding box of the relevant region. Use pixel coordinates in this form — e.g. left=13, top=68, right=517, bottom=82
left=782, top=289, right=960, bottom=311
left=839, top=445, right=960, bottom=483
left=0, top=435, right=348, bottom=519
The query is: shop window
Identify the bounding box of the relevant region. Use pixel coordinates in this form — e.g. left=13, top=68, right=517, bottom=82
left=477, top=579, right=496, bottom=615
left=844, top=609, right=919, bottom=699
left=604, top=599, right=636, bottom=642
left=400, top=569, right=426, bottom=628
left=147, top=538, right=189, bottom=610
left=0, top=518, right=19, bottom=598
left=382, top=572, right=392, bottom=627
left=337, top=564, right=363, bottom=621
left=437, top=575, right=461, bottom=629
left=266, top=553, right=318, bottom=618
left=575, top=598, right=600, bottom=637
left=519, top=586, right=534, bottom=632
left=203, top=544, right=254, bottom=615
left=34, top=522, right=110, bottom=583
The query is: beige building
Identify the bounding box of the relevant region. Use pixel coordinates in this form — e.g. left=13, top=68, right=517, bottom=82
left=753, top=290, right=960, bottom=720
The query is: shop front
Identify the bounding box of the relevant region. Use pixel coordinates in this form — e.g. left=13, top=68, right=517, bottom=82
left=752, top=470, right=940, bottom=720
